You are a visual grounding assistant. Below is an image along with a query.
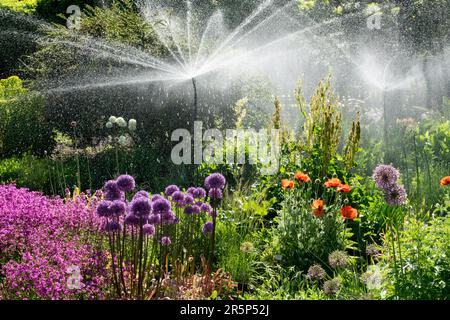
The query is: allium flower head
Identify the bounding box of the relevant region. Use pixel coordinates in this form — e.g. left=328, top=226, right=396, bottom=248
left=133, top=190, right=149, bottom=200
left=110, top=200, right=126, bottom=216
left=361, top=265, right=383, bottom=290
left=104, top=180, right=123, bottom=201
left=171, top=191, right=185, bottom=206
left=183, top=194, right=194, bottom=205
left=323, top=278, right=341, bottom=296
left=116, top=175, right=135, bottom=192
left=108, top=116, right=117, bottom=123
left=124, top=213, right=140, bottom=225
left=328, top=250, right=349, bottom=269
left=116, top=117, right=127, bottom=128
left=148, top=213, right=161, bottom=225
left=186, top=187, right=196, bottom=196
left=152, top=198, right=171, bottom=214
left=165, top=185, right=179, bottom=197
left=128, top=119, right=137, bottom=131
left=193, top=187, right=206, bottom=199
left=105, top=220, right=121, bottom=232
left=142, top=224, right=155, bottom=236
left=240, top=242, right=255, bottom=253
left=205, top=173, right=226, bottom=189
left=366, top=244, right=381, bottom=257
left=384, top=184, right=407, bottom=206
left=162, top=211, right=176, bottom=224
left=202, top=221, right=214, bottom=234
left=200, top=203, right=212, bottom=213
left=372, top=164, right=400, bottom=189
left=130, top=197, right=152, bottom=218
left=151, top=194, right=163, bottom=202
left=307, top=264, right=326, bottom=281
left=184, top=206, right=194, bottom=215
left=105, top=121, right=113, bottom=129
left=191, top=205, right=201, bottom=214
left=118, top=135, right=127, bottom=146
left=161, top=236, right=171, bottom=246
left=208, top=188, right=223, bottom=199
left=96, top=200, right=113, bottom=217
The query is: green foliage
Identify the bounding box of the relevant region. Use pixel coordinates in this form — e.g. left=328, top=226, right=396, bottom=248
left=0, top=155, right=51, bottom=191
left=35, top=0, right=95, bottom=23
left=0, top=0, right=37, bottom=13
left=383, top=216, right=450, bottom=299
left=0, top=76, right=53, bottom=158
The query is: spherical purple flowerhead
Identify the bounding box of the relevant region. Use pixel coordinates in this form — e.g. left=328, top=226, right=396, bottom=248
left=116, top=175, right=135, bottom=192
left=186, top=187, right=197, bottom=196
left=200, top=203, right=212, bottom=214
left=372, top=165, right=400, bottom=189
left=202, top=221, right=214, bottom=234
left=193, top=187, right=206, bottom=199
left=151, top=194, right=164, bottom=202
left=165, top=185, right=180, bottom=197
left=208, top=188, right=223, bottom=199
left=171, top=191, right=185, bottom=207
left=110, top=200, right=126, bottom=216
left=204, top=173, right=226, bottom=189
left=143, top=224, right=155, bottom=236
left=161, top=236, right=171, bottom=246
left=184, top=194, right=194, bottom=206
left=152, top=198, right=171, bottom=214
left=148, top=214, right=161, bottom=225
left=105, top=189, right=123, bottom=201
left=130, top=197, right=152, bottom=218
left=323, top=278, right=341, bottom=296
left=307, top=264, right=326, bottom=281
left=328, top=250, right=349, bottom=269
left=184, top=206, right=194, bottom=215
left=104, top=180, right=120, bottom=193
left=384, top=184, right=407, bottom=206
left=133, top=190, right=149, bottom=200
left=124, top=213, right=140, bottom=225
left=96, top=200, right=113, bottom=217
left=162, top=211, right=176, bottom=224
left=105, top=220, right=122, bottom=232
left=191, top=205, right=201, bottom=214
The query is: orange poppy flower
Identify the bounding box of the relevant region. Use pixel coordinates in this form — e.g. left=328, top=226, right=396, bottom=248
left=281, top=179, right=295, bottom=189
left=311, top=199, right=324, bottom=217
left=324, top=178, right=341, bottom=188
left=341, top=205, right=358, bottom=220
left=440, top=176, right=450, bottom=186
left=295, top=171, right=311, bottom=183
left=337, top=184, right=351, bottom=193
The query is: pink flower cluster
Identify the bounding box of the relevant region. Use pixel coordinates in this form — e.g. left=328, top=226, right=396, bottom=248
left=0, top=184, right=109, bottom=299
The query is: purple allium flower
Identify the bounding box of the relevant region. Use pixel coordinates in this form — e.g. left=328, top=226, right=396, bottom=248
left=171, top=191, right=185, bottom=206
left=193, top=187, right=206, bottom=199
left=116, top=175, right=135, bottom=192
left=96, top=200, right=112, bottom=217
left=184, top=206, right=194, bottom=215
left=366, top=244, right=381, bottom=257
left=208, top=188, right=223, bottom=199
left=200, top=203, right=212, bottom=213
left=109, top=200, right=126, bottom=216
left=105, top=220, right=122, bottom=232
left=124, top=213, right=140, bottom=225
left=202, top=221, right=214, bottom=234
left=104, top=180, right=120, bottom=193
left=307, top=264, right=326, bottom=281
left=142, top=224, right=155, bottom=236
left=328, top=250, right=349, bottom=269
left=165, top=185, right=180, bottom=197
left=130, top=198, right=152, bottom=218
left=184, top=194, right=194, bottom=206
left=162, top=211, right=176, bottom=224
left=191, top=205, right=201, bottom=214
left=323, top=278, right=341, bottom=296
left=186, top=187, right=196, bottom=196
left=148, top=214, right=161, bottom=225
left=152, top=198, right=171, bottom=214
left=372, top=165, right=400, bottom=189
left=151, top=194, right=164, bottom=202
left=161, top=236, right=171, bottom=246
left=105, top=189, right=123, bottom=201
left=204, top=173, right=226, bottom=189
left=384, top=184, right=407, bottom=206
left=133, top=190, right=149, bottom=200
